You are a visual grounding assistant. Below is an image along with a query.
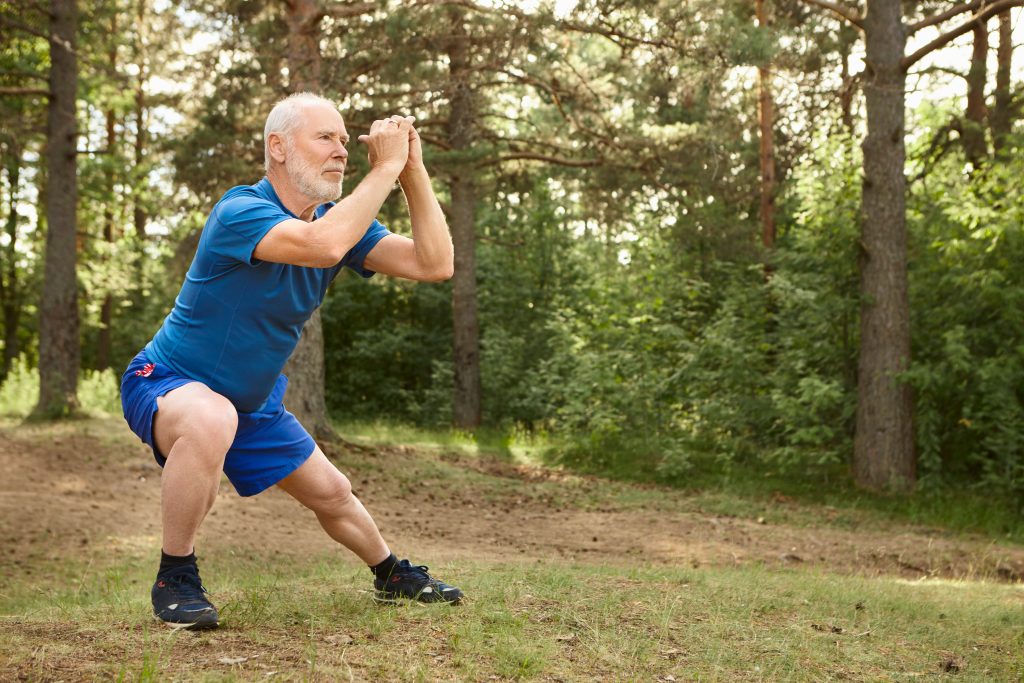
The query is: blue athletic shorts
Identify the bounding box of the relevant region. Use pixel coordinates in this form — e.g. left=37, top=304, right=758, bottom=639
left=120, top=349, right=317, bottom=497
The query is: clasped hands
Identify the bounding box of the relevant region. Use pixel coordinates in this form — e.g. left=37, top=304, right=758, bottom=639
left=358, top=115, right=423, bottom=178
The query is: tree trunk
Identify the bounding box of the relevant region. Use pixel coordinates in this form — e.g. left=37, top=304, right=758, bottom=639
left=133, top=102, right=146, bottom=238
left=854, top=0, right=915, bottom=491
left=756, top=0, right=775, bottom=251
left=285, top=0, right=323, bottom=92
left=133, top=0, right=147, bottom=241
left=35, top=0, right=80, bottom=417
left=280, top=0, right=336, bottom=440
left=447, top=10, right=482, bottom=429
left=992, top=10, right=1013, bottom=153
left=0, top=138, right=22, bottom=382
left=963, top=11, right=989, bottom=166
left=98, top=19, right=117, bottom=372
left=98, top=111, right=114, bottom=371
left=1, top=302, right=18, bottom=381
left=282, top=310, right=335, bottom=439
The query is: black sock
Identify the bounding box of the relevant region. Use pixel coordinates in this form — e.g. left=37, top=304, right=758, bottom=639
left=158, top=550, right=197, bottom=577
left=370, top=553, right=398, bottom=580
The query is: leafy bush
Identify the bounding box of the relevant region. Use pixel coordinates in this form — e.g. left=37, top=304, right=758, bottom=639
left=314, top=111, right=1024, bottom=502
left=0, top=355, right=122, bottom=417
left=905, top=139, right=1024, bottom=500
left=0, top=356, right=38, bottom=417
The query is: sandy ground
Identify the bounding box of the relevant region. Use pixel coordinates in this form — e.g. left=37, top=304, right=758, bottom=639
left=1, top=420, right=1022, bottom=586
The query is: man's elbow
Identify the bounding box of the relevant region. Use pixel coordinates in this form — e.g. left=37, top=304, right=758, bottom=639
left=313, top=246, right=346, bottom=268
left=319, top=234, right=360, bottom=268
left=426, top=264, right=454, bottom=282
left=304, top=228, right=347, bottom=267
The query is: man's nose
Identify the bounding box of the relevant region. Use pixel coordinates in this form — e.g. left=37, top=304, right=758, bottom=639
left=333, top=141, right=348, bottom=159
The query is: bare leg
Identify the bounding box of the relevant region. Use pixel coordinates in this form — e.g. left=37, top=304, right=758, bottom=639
left=152, top=383, right=238, bottom=556
left=276, top=447, right=391, bottom=566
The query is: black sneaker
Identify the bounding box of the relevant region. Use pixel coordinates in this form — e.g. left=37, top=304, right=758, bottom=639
left=151, top=564, right=219, bottom=629
left=373, top=560, right=463, bottom=605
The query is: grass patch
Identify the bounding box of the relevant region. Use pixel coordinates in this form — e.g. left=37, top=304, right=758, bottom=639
left=335, top=419, right=546, bottom=465
left=2, top=417, right=1023, bottom=679
left=2, top=550, right=1022, bottom=681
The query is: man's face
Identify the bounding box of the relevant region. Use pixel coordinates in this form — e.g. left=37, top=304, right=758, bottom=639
left=284, top=103, right=350, bottom=203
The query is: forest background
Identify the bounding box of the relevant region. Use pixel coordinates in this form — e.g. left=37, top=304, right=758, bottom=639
left=3, top=0, right=1024, bottom=512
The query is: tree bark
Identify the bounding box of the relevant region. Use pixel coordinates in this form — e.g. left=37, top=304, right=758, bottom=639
left=447, top=9, right=482, bottom=428
left=992, top=10, right=1013, bottom=152
left=282, top=309, right=335, bottom=439
left=133, top=0, right=147, bottom=240
left=963, top=8, right=989, bottom=166
left=35, top=0, right=80, bottom=417
left=854, top=0, right=915, bottom=491
left=98, top=15, right=117, bottom=371
left=756, top=0, right=775, bottom=251
left=0, top=138, right=22, bottom=382
left=285, top=0, right=323, bottom=92
left=280, top=0, right=337, bottom=440
left=97, top=105, right=115, bottom=370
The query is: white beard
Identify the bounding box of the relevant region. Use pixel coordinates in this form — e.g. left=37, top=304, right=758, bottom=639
left=286, top=142, right=343, bottom=203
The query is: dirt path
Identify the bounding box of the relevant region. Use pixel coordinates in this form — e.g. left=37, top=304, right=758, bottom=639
left=1, top=421, right=1023, bottom=585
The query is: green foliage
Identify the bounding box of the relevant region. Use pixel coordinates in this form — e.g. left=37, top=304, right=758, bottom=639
left=0, top=356, right=121, bottom=418
left=476, top=178, right=587, bottom=426
left=904, top=128, right=1024, bottom=501
left=0, top=356, right=37, bottom=417
left=80, top=367, right=124, bottom=417
left=4, top=0, right=1024, bottom=505
left=762, top=130, right=862, bottom=467
left=518, top=130, right=863, bottom=482
left=321, top=272, right=453, bottom=425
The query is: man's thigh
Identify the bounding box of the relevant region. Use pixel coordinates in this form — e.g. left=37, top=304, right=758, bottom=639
left=153, top=382, right=238, bottom=459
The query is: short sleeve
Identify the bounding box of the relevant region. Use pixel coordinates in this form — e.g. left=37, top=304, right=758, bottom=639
left=339, top=219, right=392, bottom=278
left=209, top=193, right=292, bottom=266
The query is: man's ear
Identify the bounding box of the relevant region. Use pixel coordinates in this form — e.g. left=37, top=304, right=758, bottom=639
left=267, top=132, right=288, bottom=165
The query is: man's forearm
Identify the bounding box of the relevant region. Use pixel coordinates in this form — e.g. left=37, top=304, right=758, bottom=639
left=320, top=164, right=403, bottom=259
left=400, top=165, right=454, bottom=278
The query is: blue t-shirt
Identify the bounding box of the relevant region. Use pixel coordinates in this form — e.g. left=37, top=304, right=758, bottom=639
left=146, top=177, right=390, bottom=412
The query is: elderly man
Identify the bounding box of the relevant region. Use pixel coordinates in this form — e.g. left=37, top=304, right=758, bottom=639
left=120, top=93, right=461, bottom=630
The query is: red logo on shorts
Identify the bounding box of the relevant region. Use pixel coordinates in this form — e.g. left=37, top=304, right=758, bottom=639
left=135, top=363, right=155, bottom=378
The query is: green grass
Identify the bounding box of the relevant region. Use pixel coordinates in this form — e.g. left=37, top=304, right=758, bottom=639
left=1, top=417, right=1023, bottom=680
left=334, top=419, right=545, bottom=465
left=336, top=419, right=1024, bottom=545
left=2, top=550, right=1022, bottom=681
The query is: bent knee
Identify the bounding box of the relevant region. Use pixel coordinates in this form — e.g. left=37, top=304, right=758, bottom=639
left=157, top=389, right=238, bottom=462
left=310, top=474, right=354, bottom=516
left=176, top=397, right=236, bottom=452
left=191, top=399, right=238, bottom=445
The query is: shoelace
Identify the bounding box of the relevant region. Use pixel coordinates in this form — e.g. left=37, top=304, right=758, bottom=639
left=395, top=562, right=454, bottom=591
left=395, top=560, right=431, bottom=578
left=160, top=567, right=210, bottom=602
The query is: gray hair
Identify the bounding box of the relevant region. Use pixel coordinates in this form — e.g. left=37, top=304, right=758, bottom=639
left=263, top=92, right=340, bottom=172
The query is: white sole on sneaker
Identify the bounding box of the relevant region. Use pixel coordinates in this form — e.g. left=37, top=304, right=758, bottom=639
left=153, top=613, right=219, bottom=630
left=371, top=591, right=461, bottom=606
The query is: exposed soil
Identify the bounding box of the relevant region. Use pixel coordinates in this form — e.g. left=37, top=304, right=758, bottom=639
left=1, top=420, right=1023, bottom=585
